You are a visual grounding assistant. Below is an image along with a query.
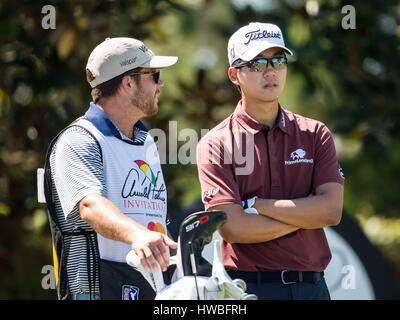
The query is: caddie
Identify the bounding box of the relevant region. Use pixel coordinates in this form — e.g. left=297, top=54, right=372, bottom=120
left=43, top=37, right=178, bottom=300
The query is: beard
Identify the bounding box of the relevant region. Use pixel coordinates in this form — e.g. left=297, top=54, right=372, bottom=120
left=130, top=84, right=158, bottom=117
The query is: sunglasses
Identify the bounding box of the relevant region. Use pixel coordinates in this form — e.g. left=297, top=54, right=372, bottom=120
left=129, top=69, right=160, bottom=83
left=235, top=57, right=288, bottom=72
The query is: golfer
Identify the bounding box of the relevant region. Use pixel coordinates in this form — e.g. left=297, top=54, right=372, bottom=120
left=44, top=37, right=177, bottom=300
left=196, top=22, right=345, bottom=300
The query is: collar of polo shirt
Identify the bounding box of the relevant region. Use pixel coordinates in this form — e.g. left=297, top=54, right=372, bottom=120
left=234, top=101, right=292, bottom=135
left=85, top=102, right=148, bottom=137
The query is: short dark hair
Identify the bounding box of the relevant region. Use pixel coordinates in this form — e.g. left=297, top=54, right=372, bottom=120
left=87, top=68, right=141, bottom=103
left=231, top=59, right=244, bottom=67
left=231, top=59, right=243, bottom=94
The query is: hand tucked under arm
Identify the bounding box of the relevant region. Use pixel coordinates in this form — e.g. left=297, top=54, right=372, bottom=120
left=208, top=203, right=299, bottom=244
left=254, top=182, right=344, bottom=229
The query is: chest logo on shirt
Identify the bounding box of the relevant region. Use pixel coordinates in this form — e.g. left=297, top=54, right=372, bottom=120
left=121, top=160, right=166, bottom=204
left=285, top=148, right=314, bottom=165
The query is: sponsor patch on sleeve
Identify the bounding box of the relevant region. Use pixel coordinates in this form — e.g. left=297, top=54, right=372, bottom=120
left=202, top=187, right=220, bottom=202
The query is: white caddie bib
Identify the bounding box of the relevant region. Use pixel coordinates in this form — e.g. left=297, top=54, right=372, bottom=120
left=75, top=118, right=167, bottom=262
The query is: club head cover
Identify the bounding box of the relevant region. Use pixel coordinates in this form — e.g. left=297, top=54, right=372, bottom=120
left=178, top=211, right=227, bottom=276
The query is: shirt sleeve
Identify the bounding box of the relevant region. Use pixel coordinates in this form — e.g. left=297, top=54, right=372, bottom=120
left=196, top=135, right=242, bottom=210
left=312, top=123, right=345, bottom=189
left=50, top=126, right=106, bottom=220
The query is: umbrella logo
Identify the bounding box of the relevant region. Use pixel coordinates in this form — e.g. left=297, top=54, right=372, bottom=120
left=135, top=160, right=157, bottom=187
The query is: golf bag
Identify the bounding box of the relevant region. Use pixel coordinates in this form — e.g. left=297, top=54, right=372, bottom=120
left=126, top=210, right=257, bottom=300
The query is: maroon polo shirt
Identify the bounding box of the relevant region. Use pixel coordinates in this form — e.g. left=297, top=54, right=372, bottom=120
left=196, top=101, right=345, bottom=272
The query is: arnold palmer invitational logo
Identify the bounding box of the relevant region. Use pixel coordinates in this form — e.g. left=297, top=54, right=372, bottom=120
left=121, top=160, right=166, bottom=211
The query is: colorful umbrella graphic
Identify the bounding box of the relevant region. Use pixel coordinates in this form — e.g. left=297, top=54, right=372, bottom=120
left=134, top=160, right=157, bottom=186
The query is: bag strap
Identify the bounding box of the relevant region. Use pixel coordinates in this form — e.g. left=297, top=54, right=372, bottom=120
left=43, top=117, right=102, bottom=299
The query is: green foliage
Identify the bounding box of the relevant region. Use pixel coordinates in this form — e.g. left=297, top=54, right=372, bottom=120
left=0, top=0, right=399, bottom=298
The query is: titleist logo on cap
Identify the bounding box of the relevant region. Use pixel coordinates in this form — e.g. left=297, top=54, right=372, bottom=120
left=244, top=29, right=281, bottom=45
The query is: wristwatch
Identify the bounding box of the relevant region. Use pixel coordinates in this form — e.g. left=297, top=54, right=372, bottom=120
left=242, top=196, right=258, bottom=215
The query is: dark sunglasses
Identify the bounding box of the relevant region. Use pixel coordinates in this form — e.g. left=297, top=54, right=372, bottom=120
left=235, top=57, right=288, bottom=72
left=129, top=69, right=160, bottom=83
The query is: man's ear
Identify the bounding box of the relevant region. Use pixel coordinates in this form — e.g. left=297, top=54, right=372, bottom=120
left=228, top=67, right=240, bottom=85
left=121, top=75, right=133, bottom=92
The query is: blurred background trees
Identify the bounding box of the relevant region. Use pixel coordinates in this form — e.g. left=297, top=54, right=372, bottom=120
left=0, top=0, right=399, bottom=298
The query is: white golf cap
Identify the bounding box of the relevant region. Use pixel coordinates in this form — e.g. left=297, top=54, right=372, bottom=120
left=228, top=22, right=293, bottom=66
left=86, top=37, right=178, bottom=88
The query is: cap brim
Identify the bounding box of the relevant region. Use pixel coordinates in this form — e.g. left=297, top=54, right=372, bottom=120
left=141, top=56, right=178, bottom=69
left=241, top=44, right=293, bottom=62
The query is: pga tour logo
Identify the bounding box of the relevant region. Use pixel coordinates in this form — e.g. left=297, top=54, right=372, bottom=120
left=285, top=148, right=314, bottom=165
left=122, top=285, right=139, bottom=300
